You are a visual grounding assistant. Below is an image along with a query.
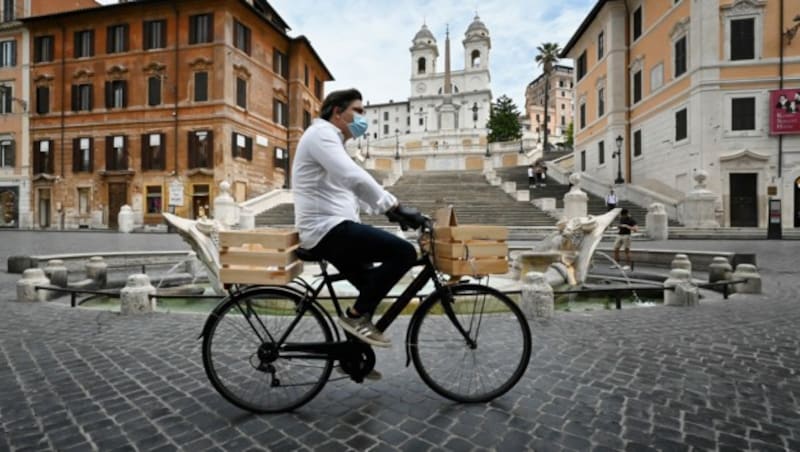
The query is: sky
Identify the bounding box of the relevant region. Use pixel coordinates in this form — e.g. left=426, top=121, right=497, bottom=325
left=96, top=0, right=595, bottom=109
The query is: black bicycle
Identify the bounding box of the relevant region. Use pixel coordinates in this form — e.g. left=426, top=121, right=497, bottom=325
left=200, top=219, right=532, bottom=413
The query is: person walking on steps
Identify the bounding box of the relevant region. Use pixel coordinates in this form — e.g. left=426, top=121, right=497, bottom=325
left=292, top=88, right=426, bottom=351
left=613, top=208, right=638, bottom=270
left=528, top=165, right=536, bottom=189
left=605, top=189, right=618, bottom=211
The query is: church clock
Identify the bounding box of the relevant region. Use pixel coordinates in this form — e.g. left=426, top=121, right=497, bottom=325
left=416, top=82, right=426, bottom=94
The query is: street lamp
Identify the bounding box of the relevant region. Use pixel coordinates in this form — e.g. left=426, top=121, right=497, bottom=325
left=394, top=128, right=400, bottom=160
left=613, top=135, right=625, bottom=184
left=518, top=138, right=524, bottom=154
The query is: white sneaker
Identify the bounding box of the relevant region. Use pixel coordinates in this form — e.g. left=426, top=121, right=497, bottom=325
left=338, top=314, right=391, bottom=348
left=622, top=265, right=631, bottom=271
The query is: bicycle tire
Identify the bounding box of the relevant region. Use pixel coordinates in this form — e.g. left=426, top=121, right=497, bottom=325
left=409, top=284, right=532, bottom=403
left=202, top=287, right=334, bottom=413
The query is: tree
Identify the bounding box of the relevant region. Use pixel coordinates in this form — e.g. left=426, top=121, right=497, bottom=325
left=486, top=95, right=522, bottom=143
left=564, top=122, right=574, bottom=148
left=535, top=42, right=561, bottom=151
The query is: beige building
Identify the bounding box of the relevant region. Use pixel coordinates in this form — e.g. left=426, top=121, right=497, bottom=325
left=525, top=64, right=574, bottom=147
left=562, top=0, right=800, bottom=228
left=0, top=0, right=98, bottom=229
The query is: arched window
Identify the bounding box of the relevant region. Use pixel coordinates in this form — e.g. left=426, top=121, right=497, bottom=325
left=471, top=50, right=481, bottom=67
left=417, top=57, right=426, bottom=74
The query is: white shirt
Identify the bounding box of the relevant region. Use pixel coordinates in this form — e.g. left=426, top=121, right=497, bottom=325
left=292, top=118, right=397, bottom=249
left=527, top=167, right=534, bottom=177
left=606, top=193, right=618, bottom=204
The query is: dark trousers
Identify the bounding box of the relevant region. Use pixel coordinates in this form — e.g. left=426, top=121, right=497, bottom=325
left=607, top=203, right=616, bottom=211
left=311, top=221, right=417, bottom=317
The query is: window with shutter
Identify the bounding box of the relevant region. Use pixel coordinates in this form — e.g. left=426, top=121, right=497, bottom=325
left=730, top=18, right=755, bottom=61
left=0, top=140, right=13, bottom=168
left=273, top=49, right=288, bottom=78
left=598, top=141, right=605, bottom=165
left=579, top=103, right=586, bottom=129
left=143, top=20, right=166, bottom=50
left=632, top=6, right=642, bottom=40
left=674, top=36, right=687, bottom=77
left=0, top=40, right=15, bottom=67
left=189, top=14, right=213, bottom=44
left=34, top=36, right=54, bottom=63
left=633, top=70, right=642, bottom=103
left=675, top=108, right=688, bottom=141
left=75, top=30, right=94, bottom=58
left=234, top=20, right=250, bottom=54
left=36, top=86, right=49, bottom=114
left=148, top=76, right=161, bottom=106
left=194, top=72, right=208, bottom=101
left=633, top=130, right=643, bottom=156
left=107, top=24, right=128, bottom=54
left=189, top=130, right=213, bottom=168
left=0, top=85, right=12, bottom=113
left=236, top=77, right=246, bottom=109
left=731, top=97, right=756, bottom=131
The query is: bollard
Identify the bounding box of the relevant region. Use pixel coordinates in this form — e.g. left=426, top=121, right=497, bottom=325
left=671, top=254, right=692, bottom=273
left=645, top=203, right=669, bottom=241
left=732, top=264, right=761, bottom=294
left=663, top=268, right=691, bottom=306
left=675, top=282, right=699, bottom=307
left=708, top=256, right=733, bottom=284
left=521, top=271, right=554, bottom=320
left=16, top=268, right=51, bottom=302
left=120, top=274, right=156, bottom=315
left=43, top=259, right=68, bottom=288
left=85, top=256, right=108, bottom=287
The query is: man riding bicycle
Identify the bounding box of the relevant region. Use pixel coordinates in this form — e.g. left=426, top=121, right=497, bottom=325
left=292, top=88, right=425, bottom=348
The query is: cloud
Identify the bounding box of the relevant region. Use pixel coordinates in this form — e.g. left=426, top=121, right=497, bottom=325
left=270, top=0, right=594, bottom=109
left=97, top=0, right=595, bottom=109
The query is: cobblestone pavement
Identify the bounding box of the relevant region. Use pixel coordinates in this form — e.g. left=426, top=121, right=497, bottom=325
left=1, top=234, right=799, bottom=451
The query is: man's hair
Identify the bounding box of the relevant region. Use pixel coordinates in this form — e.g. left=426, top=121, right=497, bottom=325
left=621, top=208, right=629, bottom=215
left=320, top=89, right=362, bottom=120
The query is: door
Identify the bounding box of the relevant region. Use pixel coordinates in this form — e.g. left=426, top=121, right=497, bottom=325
left=108, top=183, right=127, bottom=229
left=730, top=173, right=758, bottom=227
left=0, top=187, right=18, bottom=227
left=192, top=184, right=210, bottom=219
left=795, top=177, right=800, bottom=227
left=38, top=188, right=51, bottom=228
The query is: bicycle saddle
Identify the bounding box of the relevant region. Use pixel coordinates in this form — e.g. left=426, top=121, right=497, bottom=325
left=295, top=248, right=321, bottom=262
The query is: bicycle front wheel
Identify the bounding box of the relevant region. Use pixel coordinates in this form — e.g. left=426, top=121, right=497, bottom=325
left=202, top=287, right=334, bottom=413
left=410, top=284, right=531, bottom=403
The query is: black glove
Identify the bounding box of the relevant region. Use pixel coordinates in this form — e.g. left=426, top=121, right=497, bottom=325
left=386, top=204, right=426, bottom=231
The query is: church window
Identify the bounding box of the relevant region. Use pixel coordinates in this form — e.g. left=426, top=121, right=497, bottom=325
left=417, top=57, right=426, bottom=74
left=471, top=50, right=480, bottom=68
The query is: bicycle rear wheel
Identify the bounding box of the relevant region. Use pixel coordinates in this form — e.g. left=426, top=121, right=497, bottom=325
left=409, top=284, right=531, bottom=403
left=202, top=287, right=333, bottom=413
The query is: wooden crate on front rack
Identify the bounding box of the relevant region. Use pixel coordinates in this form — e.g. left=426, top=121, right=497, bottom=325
left=218, top=229, right=303, bottom=285
left=432, top=207, right=509, bottom=277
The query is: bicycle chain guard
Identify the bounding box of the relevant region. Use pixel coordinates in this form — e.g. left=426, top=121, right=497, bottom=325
left=338, top=341, right=375, bottom=383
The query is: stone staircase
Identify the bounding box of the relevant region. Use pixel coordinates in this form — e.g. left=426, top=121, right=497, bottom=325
left=493, top=166, right=680, bottom=225
left=255, top=170, right=558, bottom=227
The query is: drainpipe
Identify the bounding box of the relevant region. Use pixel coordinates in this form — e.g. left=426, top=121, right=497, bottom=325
left=173, top=1, right=180, bottom=175
left=60, top=22, right=66, bottom=178
left=779, top=0, right=784, bottom=177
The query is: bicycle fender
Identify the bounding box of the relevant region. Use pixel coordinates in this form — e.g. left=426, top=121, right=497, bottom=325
left=197, top=285, right=304, bottom=340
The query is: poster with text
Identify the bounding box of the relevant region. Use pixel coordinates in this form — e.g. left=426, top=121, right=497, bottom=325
left=770, top=89, right=800, bottom=135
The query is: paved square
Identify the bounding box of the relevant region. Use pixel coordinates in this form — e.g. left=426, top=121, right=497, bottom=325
left=1, top=234, right=799, bottom=451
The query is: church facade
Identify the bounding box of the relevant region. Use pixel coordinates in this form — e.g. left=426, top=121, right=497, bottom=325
left=363, top=16, right=493, bottom=144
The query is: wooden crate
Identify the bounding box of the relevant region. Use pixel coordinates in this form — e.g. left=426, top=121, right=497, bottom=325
left=431, top=207, right=509, bottom=277
left=218, top=229, right=303, bottom=285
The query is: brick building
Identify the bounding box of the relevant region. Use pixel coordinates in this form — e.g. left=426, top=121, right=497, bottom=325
left=525, top=64, right=574, bottom=147
left=0, top=0, right=98, bottom=229
left=23, top=0, right=332, bottom=229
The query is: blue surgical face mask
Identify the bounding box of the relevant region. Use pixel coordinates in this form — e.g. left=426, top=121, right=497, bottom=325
left=347, top=114, right=368, bottom=138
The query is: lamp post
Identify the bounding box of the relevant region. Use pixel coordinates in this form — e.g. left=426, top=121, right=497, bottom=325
left=518, top=138, right=524, bottom=154
left=613, top=135, right=625, bottom=184
left=365, top=135, right=370, bottom=159
left=394, top=128, right=400, bottom=160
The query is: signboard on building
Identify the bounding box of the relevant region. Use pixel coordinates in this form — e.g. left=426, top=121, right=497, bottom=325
left=770, top=89, right=800, bottom=135
left=168, top=180, right=184, bottom=206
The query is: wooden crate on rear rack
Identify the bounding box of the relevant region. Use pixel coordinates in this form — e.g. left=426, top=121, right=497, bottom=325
left=218, top=229, right=303, bottom=285
left=432, top=207, right=509, bottom=277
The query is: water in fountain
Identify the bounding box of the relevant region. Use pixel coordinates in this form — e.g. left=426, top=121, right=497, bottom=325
left=155, top=260, right=190, bottom=289
left=593, top=251, right=642, bottom=304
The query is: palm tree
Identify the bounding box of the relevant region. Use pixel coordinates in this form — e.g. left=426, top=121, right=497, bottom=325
left=535, top=42, right=561, bottom=153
